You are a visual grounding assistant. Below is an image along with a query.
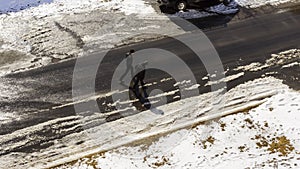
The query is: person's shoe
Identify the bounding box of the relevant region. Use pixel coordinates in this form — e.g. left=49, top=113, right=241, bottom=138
left=143, top=102, right=151, bottom=109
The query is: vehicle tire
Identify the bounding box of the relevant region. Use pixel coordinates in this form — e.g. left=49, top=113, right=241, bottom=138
left=223, top=0, right=231, bottom=6
left=176, top=0, right=187, bottom=11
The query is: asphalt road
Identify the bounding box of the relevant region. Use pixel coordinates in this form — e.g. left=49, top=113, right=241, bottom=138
left=0, top=8, right=299, bottom=165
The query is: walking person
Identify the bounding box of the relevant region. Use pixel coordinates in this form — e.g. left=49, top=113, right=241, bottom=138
left=119, top=49, right=135, bottom=83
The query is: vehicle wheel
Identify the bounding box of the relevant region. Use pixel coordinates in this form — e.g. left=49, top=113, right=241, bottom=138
left=223, top=0, right=231, bottom=6
left=176, top=0, right=187, bottom=11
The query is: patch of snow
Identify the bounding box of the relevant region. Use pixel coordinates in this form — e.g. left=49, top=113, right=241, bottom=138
left=202, top=76, right=209, bottom=80
left=116, top=0, right=156, bottom=16
left=171, top=10, right=215, bottom=19
left=234, top=49, right=300, bottom=72
left=170, top=1, right=239, bottom=19
left=148, top=89, right=179, bottom=100
left=160, top=77, right=173, bottom=82
left=0, top=0, right=155, bottom=16
left=0, top=112, right=19, bottom=124
left=0, top=0, right=182, bottom=76
left=234, top=62, right=262, bottom=71
left=171, top=80, right=201, bottom=92
left=25, top=76, right=290, bottom=168
left=64, top=80, right=300, bottom=169
left=170, top=0, right=297, bottom=19
left=236, top=0, right=298, bottom=8
left=174, top=80, right=192, bottom=87
left=185, top=84, right=201, bottom=91
left=205, top=72, right=244, bottom=86
left=207, top=1, right=240, bottom=14
left=281, top=62, right=300, bottom=69
left=0, top=0, right=53, bottom=14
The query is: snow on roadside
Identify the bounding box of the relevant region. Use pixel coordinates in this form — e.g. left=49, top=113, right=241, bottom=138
left=0, top=0, right=298, bottom=76
left=0, top=74, right=289, bottom=168
left=0, top=0, right=157, bottom=49
left=234, top=49, right=300, bottom=72
left=0, top=0, right=178, bottom=76
left=0, top=0, right=155, bottom=16
left=236, top=0, right=298, bottom=8
left=0, top=0, right=296, bottom=17
left=205, top=72, right=244, bottom=86
left=61, top=80, right=300, bottom=169
left=169, top=0, right=297, bottom=19
left=0, top=0, right=52, bottom=14
left=171, top=1, right=239, bottom=19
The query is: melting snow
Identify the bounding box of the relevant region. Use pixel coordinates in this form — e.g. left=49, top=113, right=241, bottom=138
left=236, top=0, right=298, bottom=8
left=59, top=77, right=300, bottom=169
left=234, top=49, right=300, bottom=72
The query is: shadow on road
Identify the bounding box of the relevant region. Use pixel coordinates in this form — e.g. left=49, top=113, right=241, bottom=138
left=186, top=14, right=236, bottom=30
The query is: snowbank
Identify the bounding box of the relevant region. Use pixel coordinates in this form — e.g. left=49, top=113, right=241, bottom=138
left=0, top=0, right=177, bottom=76
left=236, top=0, right=298, bottom=8
left=0, top=0, right=155, bottom=16
left=234, top=49, right=300, bottom=72
left=62, top=80, right=300, bottom=169
left=25, top=76, right=292, bottom=169
left=0, top=0, right=296, bottom=16
left=0, top=0, right=298, bottom=76
left=0, top=0, right=52, bottom=14
left=0, top=48, right=299, bottom=168
left=171, top=1, right=239, bottom=19
left=166, top=0, right=297, bottom=19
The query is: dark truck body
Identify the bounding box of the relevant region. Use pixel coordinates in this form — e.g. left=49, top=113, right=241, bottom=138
left=159, top=0, right=230, bottom=11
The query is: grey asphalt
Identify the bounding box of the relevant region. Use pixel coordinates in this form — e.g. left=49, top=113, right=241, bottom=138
left=0, top=8, right=299, bottom=157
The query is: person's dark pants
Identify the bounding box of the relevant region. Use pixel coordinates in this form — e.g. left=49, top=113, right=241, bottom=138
left=132, top=71, right=150, bottom=109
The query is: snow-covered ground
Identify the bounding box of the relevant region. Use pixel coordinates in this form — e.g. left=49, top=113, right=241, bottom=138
left=0, top=0, right=156, bottom=16
left=0, top=0, right=52, bottom=14
left=0, top=0, right=296, bottom=15
left=0, top=0, right=172, bottom=76
left=0, top=0, right=299, bottom=168
left=237, top=0, right=298, bottom=8
left=171, top=1, right=239, bottom=19
left=1, top=62, right=299, bottom=168
left=39, top=48, right=297, bottom=168
left=57, top=78, right=300, bottom=169
left=0, top=0, right=298, bottom=76
left=234, top=49, right=300, bottom=72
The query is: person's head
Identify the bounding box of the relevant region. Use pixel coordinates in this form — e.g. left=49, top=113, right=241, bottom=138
left=130, top=49, right=135, bottom=54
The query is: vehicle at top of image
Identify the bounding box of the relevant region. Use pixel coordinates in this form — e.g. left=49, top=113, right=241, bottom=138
left=158, top=0, right=232, bottom=11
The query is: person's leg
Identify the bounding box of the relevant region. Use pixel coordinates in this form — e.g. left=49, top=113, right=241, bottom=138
left=140, top=71, right=146, bottom=86
left=140, top=80, right=148, bottom=98
left=132, top=77, right=141, bottom=98
left=138, top=78, right=151, bottom=109
left=140, top=72, right=148, bottom=97
left=136, top=77, right=150, bottom=105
